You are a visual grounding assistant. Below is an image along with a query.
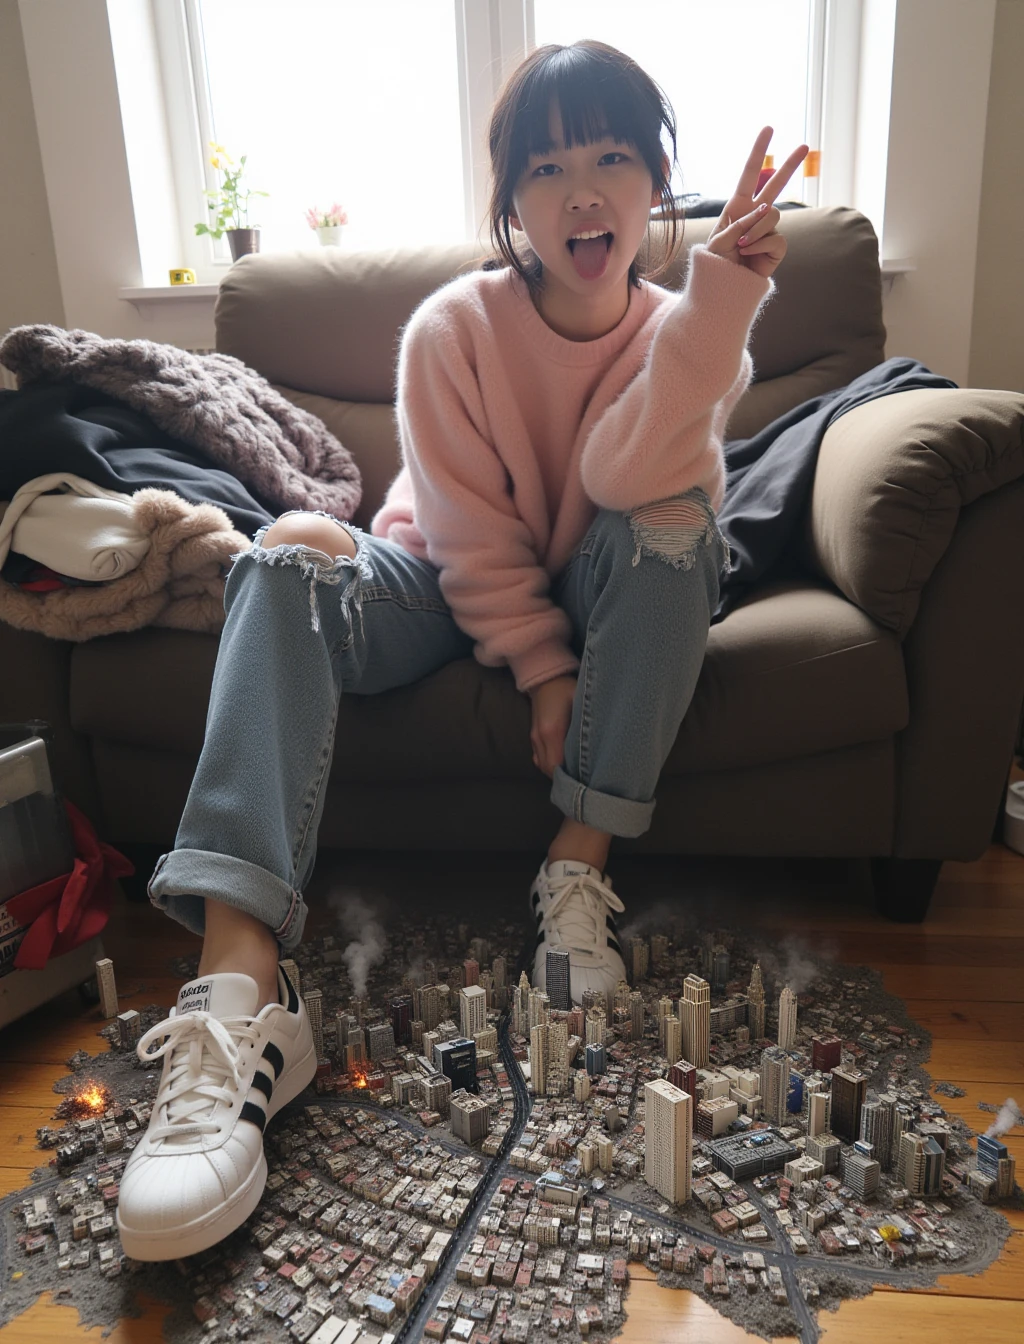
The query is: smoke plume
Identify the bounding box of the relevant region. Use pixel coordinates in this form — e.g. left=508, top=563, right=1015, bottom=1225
left=756, top=934, right=834, bottom=996
left=984, top=1097, right=1023, bottom=1140
left=328, top=889, right=387, bottom=999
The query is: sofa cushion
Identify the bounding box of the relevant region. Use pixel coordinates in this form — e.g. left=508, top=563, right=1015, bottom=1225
left=803, top=386, right=1024, bottom=637
left=70, top=579, right=906, bottom=781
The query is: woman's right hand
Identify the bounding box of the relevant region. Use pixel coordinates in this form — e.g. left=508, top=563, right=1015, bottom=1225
left=706, top=126, right=808, bottom=279
left=529, top=673, right=577, bottom=778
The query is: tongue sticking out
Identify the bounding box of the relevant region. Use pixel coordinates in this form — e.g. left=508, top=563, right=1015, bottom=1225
left=569, top=235, right=611, bottom=280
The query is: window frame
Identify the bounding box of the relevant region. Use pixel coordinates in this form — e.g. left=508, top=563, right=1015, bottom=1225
left=158, top=0, right=836, bottom=277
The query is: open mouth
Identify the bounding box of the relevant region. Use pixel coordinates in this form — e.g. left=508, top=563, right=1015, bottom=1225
left=566, top=232, right=614, bottom=255
left=566, top=232, right=614, bottom=280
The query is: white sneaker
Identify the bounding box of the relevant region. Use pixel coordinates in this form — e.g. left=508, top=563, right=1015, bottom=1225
left=116, top=964, right=316, bottom=1261
left=530, top=858, right=627, bottom=1010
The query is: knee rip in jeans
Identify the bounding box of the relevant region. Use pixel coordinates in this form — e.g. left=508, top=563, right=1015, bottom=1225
left=236, top=511, right=374, bottom=637
left=627, top=494, right=725, bottom=572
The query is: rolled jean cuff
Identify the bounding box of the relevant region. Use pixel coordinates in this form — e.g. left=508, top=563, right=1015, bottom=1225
left=550, top=765, right=656, bottom=838
left=147, top=848, right=309, bottom=952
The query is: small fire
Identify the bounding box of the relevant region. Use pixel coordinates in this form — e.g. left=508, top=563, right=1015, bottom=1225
left=63, top=1080, right=112, bottom=1118
left=350, top=1069, right=368, bottom=1090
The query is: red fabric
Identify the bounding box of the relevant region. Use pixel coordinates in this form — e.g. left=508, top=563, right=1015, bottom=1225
left=5, top=799, right=135, bottom=969
left=18, top=576, right=67, bottom=592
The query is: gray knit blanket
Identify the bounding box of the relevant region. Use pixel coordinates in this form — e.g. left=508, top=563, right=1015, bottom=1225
left=0, top=324, right=362, bottom=521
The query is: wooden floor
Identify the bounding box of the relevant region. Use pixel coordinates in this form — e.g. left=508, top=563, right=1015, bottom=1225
left=1, top=829, right=1022, bottom=1343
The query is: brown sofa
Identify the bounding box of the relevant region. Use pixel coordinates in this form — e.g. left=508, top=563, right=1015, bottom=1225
left=4, top=205, right=1024, bottom=922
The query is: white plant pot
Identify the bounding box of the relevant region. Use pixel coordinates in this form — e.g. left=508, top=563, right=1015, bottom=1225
left=316, top=225, right=346, bottom=247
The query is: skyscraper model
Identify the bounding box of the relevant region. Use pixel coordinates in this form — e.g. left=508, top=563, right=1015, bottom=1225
left=546, top=1019, right=570, bottom=1096
left=777, top=985, right=797, bottom=1050
left=629, top=991, right=645, bottom=1042
left=830, top=1065, right=868, bottom=1144
left=95, top=958, right=118, bottom=1019
left=644, top=1079, right=693, bottom=1204
left=679, top=975, right=710, bottom=1069
left=759, top=1046, right=791, bottom=1125
left=747, top=963, right=766, bottom=1042
left=859, top=1094, right=895, bottom=1170
left=304, top=990, right=324, bottom=1060
left=664, top=1014, right=682, bottom=1068
left=459, top=984, right=486, bottom=1038
left=530, top=1023, right=549, bottom=1095
left=545, top=949, right=571, bottom=1012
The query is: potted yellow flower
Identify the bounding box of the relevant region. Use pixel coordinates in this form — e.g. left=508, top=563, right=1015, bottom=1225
left=195, top=142, right=269, bottom=261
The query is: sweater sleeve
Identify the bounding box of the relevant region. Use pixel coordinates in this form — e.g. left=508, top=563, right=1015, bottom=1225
left=579, top=245, right=774, bottom=512
left=395, top=308, right=580, bottom=695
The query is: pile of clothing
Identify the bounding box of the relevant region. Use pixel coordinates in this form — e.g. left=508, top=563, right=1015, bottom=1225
left=0, top=322, right=957, bottom=644
left=0, top=325, right=362, bottom=640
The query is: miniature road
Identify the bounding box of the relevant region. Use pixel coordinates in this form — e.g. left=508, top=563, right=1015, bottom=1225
left=394, top=1008, right=532, bottom=1344
left=745, top=1186, right=820, bottom=1343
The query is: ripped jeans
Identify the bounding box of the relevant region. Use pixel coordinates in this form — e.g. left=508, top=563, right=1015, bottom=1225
left=147, top=485, right=729, bottom=951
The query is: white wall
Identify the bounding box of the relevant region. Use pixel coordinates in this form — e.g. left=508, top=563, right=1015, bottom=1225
left=970, top=0, right=1024, bottom=392
left=1, top=0, right=1021, bottom=390
left=0, top=0, right=64, bottom=354
left=880, top=0, right=997, bottom=384
left=12, top=0, right=215, bottom=350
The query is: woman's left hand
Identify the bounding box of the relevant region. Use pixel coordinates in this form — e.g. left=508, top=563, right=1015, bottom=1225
left=529, top=674, right=577, bottom=778
left=706, top=127, right=809, bottom=280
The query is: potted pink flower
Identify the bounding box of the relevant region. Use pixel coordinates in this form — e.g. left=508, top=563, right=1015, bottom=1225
left=306, top=203, right=349, bottom=247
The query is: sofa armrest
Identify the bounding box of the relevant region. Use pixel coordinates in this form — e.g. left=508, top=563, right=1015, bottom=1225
left=802, top=387, right=1024, bottom=637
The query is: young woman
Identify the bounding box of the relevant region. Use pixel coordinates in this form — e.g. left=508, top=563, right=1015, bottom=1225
left=118, top=40, right=807, bottom=1261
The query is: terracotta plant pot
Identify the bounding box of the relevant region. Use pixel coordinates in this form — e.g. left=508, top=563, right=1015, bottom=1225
left=227, top=228, right=260, bottom=261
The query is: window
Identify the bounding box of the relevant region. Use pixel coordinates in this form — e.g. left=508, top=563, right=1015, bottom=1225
left=160, top=0, right=825, bottom=278
left=192, top=0, right=464, bottom=256
left=533, top=0, right=816, bottom=204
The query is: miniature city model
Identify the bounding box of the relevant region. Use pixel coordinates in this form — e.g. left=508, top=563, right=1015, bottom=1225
left=2, top=910, right=1020, bottom=1344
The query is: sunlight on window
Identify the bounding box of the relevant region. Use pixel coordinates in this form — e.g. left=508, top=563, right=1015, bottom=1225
left=533, top=0, right=812, bottom=202
left=197, top=0, right=463, bottom=252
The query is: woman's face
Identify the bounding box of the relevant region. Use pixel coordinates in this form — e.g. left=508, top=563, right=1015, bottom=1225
left=510, top=101, right=662, bottom=301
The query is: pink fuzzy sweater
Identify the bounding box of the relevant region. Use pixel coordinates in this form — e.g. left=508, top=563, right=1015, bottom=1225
left=371, top=243, right=774, bottom=694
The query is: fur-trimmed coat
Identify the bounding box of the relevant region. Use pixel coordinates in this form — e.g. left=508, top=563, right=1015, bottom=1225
left=0, top=488, right=249, bottom=641
left=0, top=324, right=363, bottom=640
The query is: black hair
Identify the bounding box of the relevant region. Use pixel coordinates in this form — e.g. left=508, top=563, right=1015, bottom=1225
left=474, top=40, right=683, bottom=300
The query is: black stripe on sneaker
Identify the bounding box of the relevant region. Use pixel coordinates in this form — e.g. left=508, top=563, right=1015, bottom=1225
left=251, top=1070, right=273, bottom=1101
left=262, top=1041, right=285, bottom=1079
left=608, top=936, right=623, bottom=958
left=279, top=966, right=299, bottom=1012
left=239, top=1101, right=267, bottom=1132
left=606, top=915, right=618, bottom=934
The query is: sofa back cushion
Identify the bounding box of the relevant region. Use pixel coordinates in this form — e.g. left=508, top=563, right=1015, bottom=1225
left=215, top=205, right=887, bottom=530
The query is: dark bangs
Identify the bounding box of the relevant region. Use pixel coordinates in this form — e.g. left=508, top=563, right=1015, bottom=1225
left=478, top=41, right=684, bottom=299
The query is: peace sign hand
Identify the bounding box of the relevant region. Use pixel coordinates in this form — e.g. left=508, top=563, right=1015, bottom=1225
left=706, top=127, right=809, bottom=279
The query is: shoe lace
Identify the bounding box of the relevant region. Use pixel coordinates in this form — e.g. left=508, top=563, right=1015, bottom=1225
left=137, top=1011, right=260, bottom=1142
left=544, top=872, right=625, bottom=954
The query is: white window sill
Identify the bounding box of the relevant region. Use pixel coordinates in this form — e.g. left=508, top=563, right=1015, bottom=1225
left=118, top=283, right=220, bottom=310
left=881, top=258, right=916, bottom=274
left=118, top=257, right=916, bottom=315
